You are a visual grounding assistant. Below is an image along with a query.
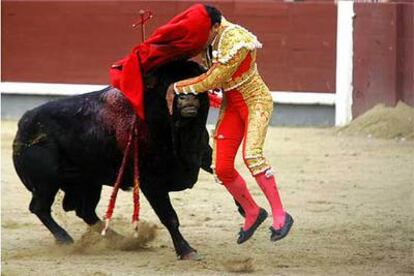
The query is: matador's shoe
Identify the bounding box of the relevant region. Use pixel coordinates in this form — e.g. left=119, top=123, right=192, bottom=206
left=237, top=208, right=268, bottom=244
left=269, top=212, right=294, bottom=242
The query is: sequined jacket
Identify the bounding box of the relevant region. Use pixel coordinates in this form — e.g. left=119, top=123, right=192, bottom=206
left=173, top=18, right=270, bottom=98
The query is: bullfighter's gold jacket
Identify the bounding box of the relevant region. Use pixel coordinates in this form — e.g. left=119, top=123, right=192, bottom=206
left=173, top=17, right=264, bottom=95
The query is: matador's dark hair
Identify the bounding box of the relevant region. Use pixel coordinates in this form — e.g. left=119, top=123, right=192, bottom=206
left=204, top=5, right=222, bottom=26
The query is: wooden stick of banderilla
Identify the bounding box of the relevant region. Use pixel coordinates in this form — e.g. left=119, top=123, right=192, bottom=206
left=102, top=9, right=152, bottom=237
left=130, top=9, right=152, bottom=237
left=139, top=10, right=146, bottom=42
left=131, top=122, right=141, bottom=238
left=101, top=118, right=136, bottom=236
left=132, top=9, right=153, bottom=42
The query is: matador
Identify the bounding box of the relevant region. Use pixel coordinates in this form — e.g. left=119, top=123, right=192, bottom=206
left=110, top=3, right=293, bottom=244
left=171, top=7, right=294, bottom=244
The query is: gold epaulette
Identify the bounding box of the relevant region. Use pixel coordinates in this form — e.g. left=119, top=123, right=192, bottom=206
left=213, top=21, right=262, bottom=64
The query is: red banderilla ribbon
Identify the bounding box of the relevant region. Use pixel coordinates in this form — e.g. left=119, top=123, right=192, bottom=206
left=101, top=118, right=141, bottom=238
left=132, top=122, right=140, bottom=238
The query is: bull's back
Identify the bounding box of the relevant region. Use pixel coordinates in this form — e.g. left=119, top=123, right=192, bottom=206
left=12, top=88, right=124, bottom=189
left=13, top=90, right=103, bottom=156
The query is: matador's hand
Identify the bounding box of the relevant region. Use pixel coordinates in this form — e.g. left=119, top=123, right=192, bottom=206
left=166, top=84, right=175, bottom=115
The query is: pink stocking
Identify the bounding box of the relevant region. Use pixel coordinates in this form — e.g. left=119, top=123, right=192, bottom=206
left=223, top=173, right=260, bottom=231
left=255, top=171, right=286, bottom=229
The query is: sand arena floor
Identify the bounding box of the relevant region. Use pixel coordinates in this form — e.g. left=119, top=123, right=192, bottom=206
left=1, top=120, right=413, bottom=275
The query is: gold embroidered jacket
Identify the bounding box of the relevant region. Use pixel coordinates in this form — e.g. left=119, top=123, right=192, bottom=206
left=173, top=18, right=264, bottom=94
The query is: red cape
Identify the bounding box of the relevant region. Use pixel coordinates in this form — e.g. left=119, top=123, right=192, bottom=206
left=110, top=4, right=211, bottom=120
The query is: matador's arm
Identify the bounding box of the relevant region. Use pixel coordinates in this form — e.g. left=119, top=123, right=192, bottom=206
left=173, top=48, right=249, bottom=94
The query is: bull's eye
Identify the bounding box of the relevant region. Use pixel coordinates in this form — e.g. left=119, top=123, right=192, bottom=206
left=178, top=94, right=187, bottom=100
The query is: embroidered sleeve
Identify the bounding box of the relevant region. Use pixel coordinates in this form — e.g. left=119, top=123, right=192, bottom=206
left=216, top=25, right=262, bottom=64
left=174, top=47, right=249, bottom=94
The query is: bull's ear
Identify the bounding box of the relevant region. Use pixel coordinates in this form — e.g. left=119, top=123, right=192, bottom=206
left=143, top=74, right=158, bottom=89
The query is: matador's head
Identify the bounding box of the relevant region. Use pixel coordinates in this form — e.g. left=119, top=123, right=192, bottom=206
left=203, top=5, right=222, bottom=49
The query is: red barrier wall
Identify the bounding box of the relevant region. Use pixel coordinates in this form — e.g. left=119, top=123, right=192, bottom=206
left=353, top=3, right=414, bottom=117
left=3, top=1, right=412, bottom=118
left=397, top=5, right=414, bottom=106
left=1, top=1, right=337, bottom=93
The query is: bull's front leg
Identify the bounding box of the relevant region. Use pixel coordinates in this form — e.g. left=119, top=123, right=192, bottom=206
left=141, top=187, right=200, bottom=260
left=201, top=143, right=213, bottom=174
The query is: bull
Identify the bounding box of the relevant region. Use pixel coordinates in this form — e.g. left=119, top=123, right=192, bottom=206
left=12, top=60, right=214, bottom=260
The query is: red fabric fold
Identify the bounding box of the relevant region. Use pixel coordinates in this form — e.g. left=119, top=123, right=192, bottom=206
left=110, top=4, right=212, bottom=120
left=110, top=53, right=144, bottom=120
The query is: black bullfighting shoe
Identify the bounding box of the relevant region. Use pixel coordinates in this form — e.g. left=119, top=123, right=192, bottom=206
left=269, top=212, right=294, bottom=242
left=237, top=208, right=268, bottom=244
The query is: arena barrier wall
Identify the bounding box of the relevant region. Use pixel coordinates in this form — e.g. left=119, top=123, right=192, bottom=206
left=1, top=1, right=413, bottom=126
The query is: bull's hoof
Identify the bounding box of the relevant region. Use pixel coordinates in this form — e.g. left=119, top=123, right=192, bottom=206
left=55, top=235, right=74, bottom=245
left=178, top=250, right=202, bottom=261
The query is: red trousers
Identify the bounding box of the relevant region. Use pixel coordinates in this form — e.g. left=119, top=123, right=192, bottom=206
left=212, top=88, right=287, bottom=230
left=213, top=89, right=272, bottom=183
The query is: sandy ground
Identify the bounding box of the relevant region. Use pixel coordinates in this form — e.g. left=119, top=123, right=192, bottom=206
left=1, top=120, right=413, bottom=275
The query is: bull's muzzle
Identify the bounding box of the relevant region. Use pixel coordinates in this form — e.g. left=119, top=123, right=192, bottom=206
left=177, top=94, right=200, bottom=118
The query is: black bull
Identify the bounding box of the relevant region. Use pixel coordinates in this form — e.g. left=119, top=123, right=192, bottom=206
left=12, top=60, right=216, bottom=259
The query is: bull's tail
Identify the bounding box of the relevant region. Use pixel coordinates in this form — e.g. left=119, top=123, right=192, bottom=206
left=13, top=125, right=36, bottom=193
left=12, top=154, right=34, bottom=192
left=12, top=110, right=55, bottom=193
